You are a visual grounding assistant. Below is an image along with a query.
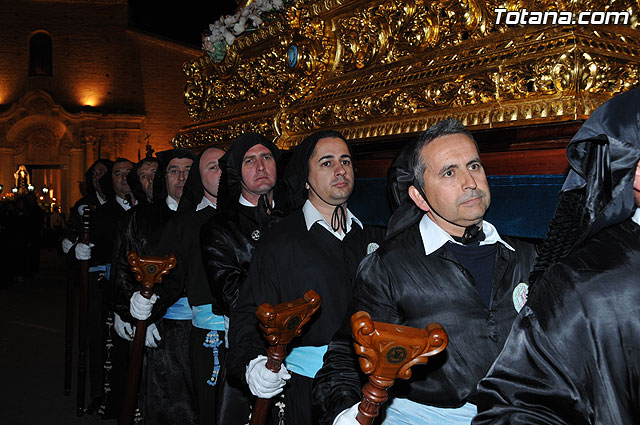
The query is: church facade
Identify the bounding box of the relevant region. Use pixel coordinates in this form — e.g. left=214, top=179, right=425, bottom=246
left=0, top=0, right=201, bottom=213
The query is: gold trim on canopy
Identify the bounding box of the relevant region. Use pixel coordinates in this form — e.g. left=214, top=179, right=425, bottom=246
left=174, top=0, right=640, bottom=150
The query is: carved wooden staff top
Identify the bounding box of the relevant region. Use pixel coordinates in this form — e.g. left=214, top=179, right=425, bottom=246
left=351, top=311, right=449, bottom=425
left=249, top=289, right=321, bottom=425
left=255, top=289, right=322, bottom=372
left=127, top=252, right=177, bottom=298
left=120, top=252, right=177, bottom=425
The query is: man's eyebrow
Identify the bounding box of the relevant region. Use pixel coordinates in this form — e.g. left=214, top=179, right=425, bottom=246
left=317, top=154, right=335, bottom=162
left=243, top=154, right=257, bottom=160
left=438, top=164, right=458, bottom=175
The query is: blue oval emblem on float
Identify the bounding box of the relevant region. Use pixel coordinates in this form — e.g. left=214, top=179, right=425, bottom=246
left=287, top=45, right=298, bottom=68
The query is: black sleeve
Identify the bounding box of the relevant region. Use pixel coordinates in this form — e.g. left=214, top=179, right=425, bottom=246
left=313, top=252, right=400, bottom=425
left=150, top=221, right=188, bottom=321
left=226, top=244, right=275, bottom=384
left=201, top=220, right=245, bottom=316
left=110, top=214, right=136, bottom=324
left=473, top=308, right=582, bottom=425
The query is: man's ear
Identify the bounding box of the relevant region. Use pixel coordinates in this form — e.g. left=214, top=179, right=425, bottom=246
left=408, top=185, right=430, bottom=213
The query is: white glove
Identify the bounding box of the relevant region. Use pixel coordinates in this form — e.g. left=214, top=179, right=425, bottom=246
left=61, top=238, right=74, bottom=254
left=130, top=292, right=159, bottom=321
left=113, top=313, right=135, bottom=341
left=74, top=242, right=94, bottom=260
left=245, top=355, right=291, bottom=398
left=333, top=403, right=361, bottom=425
left=145, top=323, right=161, bottom=348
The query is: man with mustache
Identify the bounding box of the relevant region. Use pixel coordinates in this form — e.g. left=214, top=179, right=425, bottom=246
left=227, top=130, right=384, bottom=424
left=314, top=118, right=536, bottom=425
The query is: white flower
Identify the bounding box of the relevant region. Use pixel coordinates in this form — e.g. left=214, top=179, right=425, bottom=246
left=224, top=15, right=237, bottom=26
left=248, top=14, right=263, bottom=26
left=233, top=21, right=246, bottom=35
left=223, top=29, right=235, bottom=46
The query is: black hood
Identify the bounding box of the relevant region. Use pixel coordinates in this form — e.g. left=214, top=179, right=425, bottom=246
left=561, top=87, right=640, bottom=243
left=385, top=138, right=424, bottom=239
left=283, top=129, right=353, bottom=211
left=152, top=148, right=195, bottom=206
left=177, top=147, right=223, bottom=213
left=217, top=132, right=280, bottom=216
left=127, top=157, right=159, bottom=206
left=84, top=158, right=113, bottom=197
left=98, top=158, right=133, bottom=204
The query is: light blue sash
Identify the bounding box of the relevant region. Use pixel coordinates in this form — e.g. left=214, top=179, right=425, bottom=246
left=383, top=398, right=476, bottom=425
left=284, top=345, right=328, bottom=378
left=192, top=304, right=225, bottom=331
left=163, top=297, right=192, bottom=320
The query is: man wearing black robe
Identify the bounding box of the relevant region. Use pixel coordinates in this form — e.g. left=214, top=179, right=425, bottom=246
left=200, top=132, right=284, bottom=425
left=111, top=148, right=197, bottom=425
left=157, top=146, right=226, bottom=424
left=313, top=119, right=536, bottom=425
left=60, top=158, right=113, bottom=414
left=229, top=130, right=385, bottom=425
left=73, top=157, right=135, bottom=417
left=472, top=88, right=640, bottom=425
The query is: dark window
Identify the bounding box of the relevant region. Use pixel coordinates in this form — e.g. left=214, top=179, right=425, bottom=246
left=29, top=33, right=52, bottom=76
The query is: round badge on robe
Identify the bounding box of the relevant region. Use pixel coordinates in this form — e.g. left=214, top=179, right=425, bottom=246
left=367, top=242, right=379, bottom=254
left=512, top=282, right=528, bottom=313
left=251, top=230, right=260, bottom=241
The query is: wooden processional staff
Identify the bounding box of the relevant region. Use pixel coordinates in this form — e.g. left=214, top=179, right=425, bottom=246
left=75, top=206, right=91, bottom=415
left=119, top=252, right=176, bottom=425
left=250, top=289, right=322, bottom=425
left=350, top=311, right=448, bottom=425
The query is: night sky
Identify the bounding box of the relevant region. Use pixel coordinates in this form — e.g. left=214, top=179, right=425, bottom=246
left=128, top=0, right=238, bottom=47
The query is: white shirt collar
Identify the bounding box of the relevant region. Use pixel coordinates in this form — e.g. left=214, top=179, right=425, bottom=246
left=166, top=195, right=179, bottom=212
left=239, top=194, right=275, bottom=208
left=96, top=192, right=106, bottom=205
left=196, top=196, right=216, bottom=212
left=116, top=195, right=132, bottom=211
left=239, top=194, right=255, bottom=207
left=418, top=214, right=514, bottom=256
left=302, top=199, right=363, bottom=241
left=632, top=207, right=640, bottom=226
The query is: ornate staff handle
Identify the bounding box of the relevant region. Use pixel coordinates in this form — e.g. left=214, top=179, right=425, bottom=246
left=119, top=252, right=177, bottom=425
left=249, top=289, right=322, bottom=425
left=350, top=311, right=448, bottom=425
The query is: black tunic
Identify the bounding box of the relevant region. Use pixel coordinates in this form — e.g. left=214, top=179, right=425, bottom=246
left=227, top=209, right=385, bottom=382
left=473, top=218, right=640, bottom=425
left=312, top=221, right=536, bottom=425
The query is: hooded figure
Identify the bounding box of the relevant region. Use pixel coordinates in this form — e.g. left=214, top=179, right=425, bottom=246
left=111, top=147, right=199, bottom=425
left=200, top=133, right=283, bottom=425
left=474, top=88, right=640, bottom=425
left=160, top=146, right=227, bottom=425
left=127, top=157, right=159, bottom=206
left=228, top=129, right=385, bottom=425
left=313, top=119, right=536, bottom=425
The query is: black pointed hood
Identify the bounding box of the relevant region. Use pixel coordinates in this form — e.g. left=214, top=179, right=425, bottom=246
left=217, top=132, right=280, bottom=217
left=177, top=147, right=224, bottom=213
left=127, top=157, right=159, bottom=206
left=283, top=129, right=353, bottom=211
left=561, top=87, right=640, bottom=243
left=84, top=158, right=113, bottom=197
left=385, top=138, right=424, bottom=239
left=152, top=148, right=195, bottom=206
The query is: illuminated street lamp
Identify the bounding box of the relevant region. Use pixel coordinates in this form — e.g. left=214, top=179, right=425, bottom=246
left=12, top=187, right=18, bottom=193
left=42, top=186, right=49, bottom=194
left=28, top=184, right=34, bottom=191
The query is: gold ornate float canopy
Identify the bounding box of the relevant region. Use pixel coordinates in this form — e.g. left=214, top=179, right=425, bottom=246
left=174, top=0, right=640, bottom=151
